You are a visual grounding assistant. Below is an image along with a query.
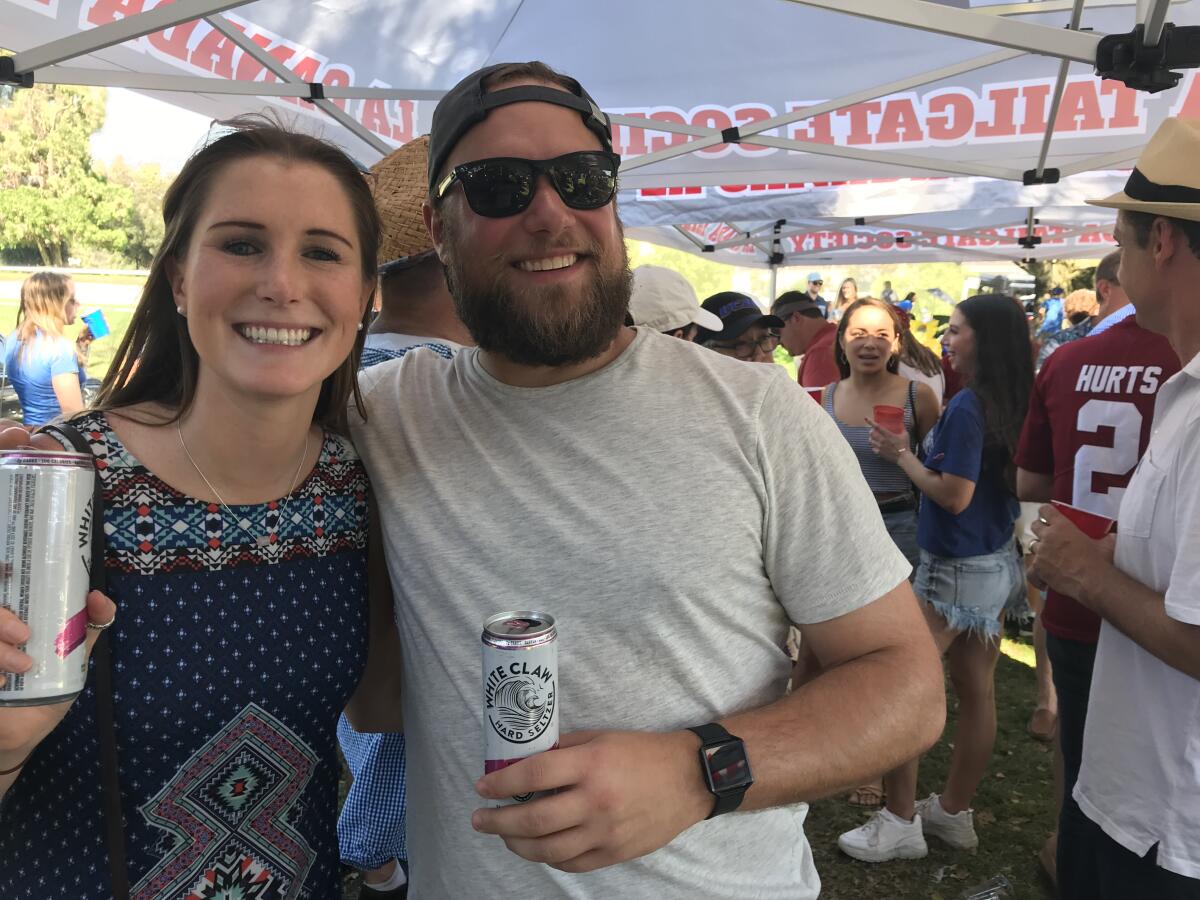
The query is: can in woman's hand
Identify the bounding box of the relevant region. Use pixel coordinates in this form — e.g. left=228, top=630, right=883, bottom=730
left=0, top=449, right=94, bottom=706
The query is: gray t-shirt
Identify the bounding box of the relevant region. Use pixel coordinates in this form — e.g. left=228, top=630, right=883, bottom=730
left=352, top=327, right=910, bottom=899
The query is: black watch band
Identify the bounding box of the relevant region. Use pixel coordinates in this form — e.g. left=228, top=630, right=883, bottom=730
left=687, top=723, right=754, bottom=819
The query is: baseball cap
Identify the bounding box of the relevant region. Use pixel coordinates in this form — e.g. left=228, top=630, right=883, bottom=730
left=696, top=292, right=783, bottom=343
left=428, top=62, right=614, bottom=189
left=370, top=135, right=435, bottom=271
left=807, top=271, right=824, bottom=283
left=629, top=266, right=723, bottom=333
left=771, top=291, right=824, bottom=320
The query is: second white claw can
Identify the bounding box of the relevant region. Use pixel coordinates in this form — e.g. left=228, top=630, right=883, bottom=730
left=0, top=449, right=95, bottom=706
left=482, top=611, right=558, bottom=806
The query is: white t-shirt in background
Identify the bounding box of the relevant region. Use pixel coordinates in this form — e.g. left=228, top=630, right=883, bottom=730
left=1074, top=349, right=1200, bottom=880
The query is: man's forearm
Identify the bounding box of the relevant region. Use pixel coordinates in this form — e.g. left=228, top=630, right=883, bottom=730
left=719, top=637, right=945, bottom=810
left=1082, top=561, right=1200, bottom=680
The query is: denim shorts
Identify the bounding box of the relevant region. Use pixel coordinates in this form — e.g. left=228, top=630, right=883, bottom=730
left=913, top=539, right=1024, bottom=640
left=882, top=508, right=920, bottom=581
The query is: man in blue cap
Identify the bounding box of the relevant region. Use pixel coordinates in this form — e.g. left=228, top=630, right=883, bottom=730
left=695, top=291, right=782, bottom=363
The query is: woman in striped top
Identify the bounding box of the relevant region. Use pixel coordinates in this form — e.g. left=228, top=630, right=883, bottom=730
left=818, top=298, right=940, bottom=572
left=816, top=298, right=940, bottom=810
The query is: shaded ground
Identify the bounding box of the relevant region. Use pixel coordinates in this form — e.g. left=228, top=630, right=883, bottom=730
left=340, top=636, right=1055, bottom=899
left=807, top=640, right=1057, bottom=900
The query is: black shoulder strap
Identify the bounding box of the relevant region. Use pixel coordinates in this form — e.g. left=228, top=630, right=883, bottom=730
left=37, top=422, right=129, bottom=900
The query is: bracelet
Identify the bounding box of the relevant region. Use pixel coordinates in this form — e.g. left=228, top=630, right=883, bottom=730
left=0, top=750, right=33, bottom=776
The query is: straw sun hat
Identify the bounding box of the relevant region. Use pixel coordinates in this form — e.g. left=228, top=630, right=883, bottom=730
left=1089, top=117, right=1200, bottom=223
left=369, top=134, right=435, bottom=267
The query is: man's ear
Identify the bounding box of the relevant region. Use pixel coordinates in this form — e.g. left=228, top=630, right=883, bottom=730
left=424, top=200, right=446, bottom=262
left=1155, top=216, right=1181, bottom=267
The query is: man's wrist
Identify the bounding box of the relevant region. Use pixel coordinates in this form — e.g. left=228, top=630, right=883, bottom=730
left=1076, top=558, right=1117, bottom=616
left=676, top=729, right=721, bottom=826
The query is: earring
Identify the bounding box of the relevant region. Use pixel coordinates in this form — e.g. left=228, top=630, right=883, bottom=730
left=176, top=306, right=185, bottom=316
left=357, top=322, right=364, bottom=331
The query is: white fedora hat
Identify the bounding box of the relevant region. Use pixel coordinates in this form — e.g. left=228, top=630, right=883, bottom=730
left=1089, top=117, right=1200, bottom=224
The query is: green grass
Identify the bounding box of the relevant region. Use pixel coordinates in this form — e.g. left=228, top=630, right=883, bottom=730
left=808, top=638, right=1056, bottom=900
left=0, top=299, right=133, bottom=380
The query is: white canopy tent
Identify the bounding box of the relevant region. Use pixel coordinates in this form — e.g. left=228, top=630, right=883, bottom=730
left=4, top=0, right=1200, bottom=272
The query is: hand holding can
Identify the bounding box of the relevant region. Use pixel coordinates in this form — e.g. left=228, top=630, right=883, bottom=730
left=0, top=590, right=116, bottom=776
left=0, top=449, right=99, bottom=708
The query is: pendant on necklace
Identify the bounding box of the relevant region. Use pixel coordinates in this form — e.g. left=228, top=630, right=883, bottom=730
left=256, top=535, right=271, bottom=548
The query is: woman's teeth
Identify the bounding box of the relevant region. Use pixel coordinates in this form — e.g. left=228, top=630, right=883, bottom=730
left=517, top=254, right=577, bottom=272
left=238, top=325, right=312, bottom=346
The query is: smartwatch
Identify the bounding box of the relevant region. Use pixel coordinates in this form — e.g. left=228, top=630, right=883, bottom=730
left=687, top=723, right=754, bottom=819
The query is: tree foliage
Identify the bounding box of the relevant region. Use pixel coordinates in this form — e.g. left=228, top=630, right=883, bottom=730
left=0, top=84, right=133, bottom=265
left=100, top=157, right=171, bottom=267
left=1015, top=258, right=1096, bottom=295
left=627, top=241, right=966, bottom=318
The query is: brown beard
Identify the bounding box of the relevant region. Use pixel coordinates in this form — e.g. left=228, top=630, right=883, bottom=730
left=438, top=208, right=632, bottom=367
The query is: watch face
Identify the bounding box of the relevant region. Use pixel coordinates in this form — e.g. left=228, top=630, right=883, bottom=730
left=703, top=739, right=754, bottom=794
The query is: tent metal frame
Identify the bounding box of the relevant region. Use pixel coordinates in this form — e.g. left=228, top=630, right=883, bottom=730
left=1, top=0, right=1184, bottom=269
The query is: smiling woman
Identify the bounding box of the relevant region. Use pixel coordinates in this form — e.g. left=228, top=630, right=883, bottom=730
left=0, top=118, right=403, bottom=900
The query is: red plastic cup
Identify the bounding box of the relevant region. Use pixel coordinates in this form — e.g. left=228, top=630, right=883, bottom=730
left=873, top=404, right=905, bottom=435
left=1050, top=500, right=1114, bottom=539
left=806, top=387, right=824, bottom=403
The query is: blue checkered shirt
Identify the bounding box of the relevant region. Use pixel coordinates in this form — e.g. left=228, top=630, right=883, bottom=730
left=337, top=716, right=407, bottom=868
left=337, top=337, right=459, bottom=869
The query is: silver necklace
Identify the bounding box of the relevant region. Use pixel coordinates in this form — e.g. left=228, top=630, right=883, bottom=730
left=177, top=425, right=311, bottom=549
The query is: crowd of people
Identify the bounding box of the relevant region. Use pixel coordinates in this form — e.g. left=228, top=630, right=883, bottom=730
left=0, top=59, right=1197, bottom=900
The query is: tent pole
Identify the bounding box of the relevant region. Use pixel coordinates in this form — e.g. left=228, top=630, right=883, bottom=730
left=206, top=14, right=392, bottom=154
left=33, top=66, right=448, bottom=102
left=615, top=47, right=1023, bottom=173
left=768, top=220, right=784, bottom=302
left=1033, top=0, right=1087, bottom=179
left=783, top=0, right=1100, bottom=63
left=11, top=0, right=252, bottom=73
left=1139, top=0, right=1172, bottom=47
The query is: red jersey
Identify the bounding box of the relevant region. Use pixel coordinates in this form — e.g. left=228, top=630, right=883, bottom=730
left=798, top=323, right=840, bottom=388
left=941, top=354, right=963, bottom=404
left=1014, top=316, right=1180, bottom=642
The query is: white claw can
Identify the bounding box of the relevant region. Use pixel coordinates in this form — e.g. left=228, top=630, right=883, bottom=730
left=482, top=611, right=558, bottom=805
left=0, top=449, right=95, bottom=706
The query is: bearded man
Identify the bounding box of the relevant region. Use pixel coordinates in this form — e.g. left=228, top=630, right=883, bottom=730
left=350, top=60, right=944, bottom=899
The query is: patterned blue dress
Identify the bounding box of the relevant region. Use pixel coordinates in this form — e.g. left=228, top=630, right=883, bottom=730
left=0, top=410, right=370, bottom=899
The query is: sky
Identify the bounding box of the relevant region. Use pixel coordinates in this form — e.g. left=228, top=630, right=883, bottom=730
left=90, top=88, right=213, bottom=174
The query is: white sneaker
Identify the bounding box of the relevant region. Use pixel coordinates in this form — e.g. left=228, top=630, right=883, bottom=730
left=914, top=793, right=979, bottom=850
left=837, top=808, right=929, bottom=862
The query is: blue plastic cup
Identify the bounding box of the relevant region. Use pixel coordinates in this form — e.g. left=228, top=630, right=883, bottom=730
left=81, top=309, right=110, bottom=339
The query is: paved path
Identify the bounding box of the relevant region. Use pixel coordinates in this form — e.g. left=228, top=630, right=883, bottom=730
left=0, top=280, right=143, bottom=309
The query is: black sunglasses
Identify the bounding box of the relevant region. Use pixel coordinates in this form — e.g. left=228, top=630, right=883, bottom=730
left=435, top=151, right=621, bottom=218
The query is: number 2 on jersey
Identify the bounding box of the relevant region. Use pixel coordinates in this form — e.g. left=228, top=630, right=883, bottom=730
left=1073, top=399, right=1143, bottom=520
